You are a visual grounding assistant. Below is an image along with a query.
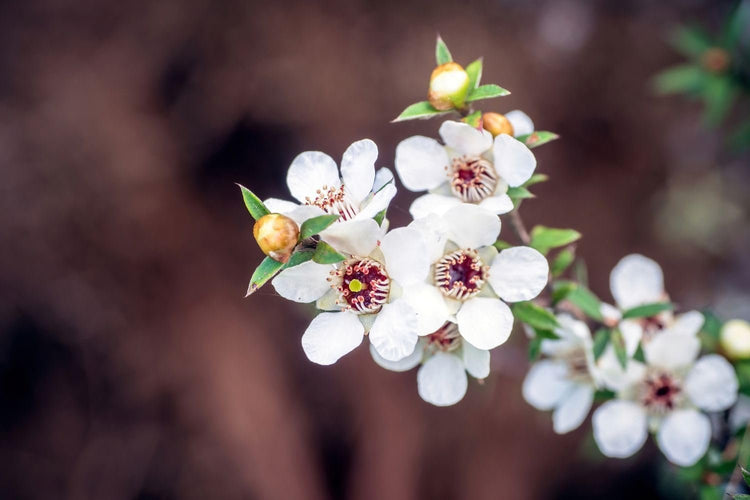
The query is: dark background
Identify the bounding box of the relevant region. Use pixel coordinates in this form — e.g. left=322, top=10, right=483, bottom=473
left=1, top=0, right=748, bottom=498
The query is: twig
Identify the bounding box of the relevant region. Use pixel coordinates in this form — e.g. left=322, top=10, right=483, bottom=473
left=508, top=209, right=531, bottom=245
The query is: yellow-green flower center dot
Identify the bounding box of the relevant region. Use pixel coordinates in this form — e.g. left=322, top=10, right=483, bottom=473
left=348, top=279, right=364, bottom=292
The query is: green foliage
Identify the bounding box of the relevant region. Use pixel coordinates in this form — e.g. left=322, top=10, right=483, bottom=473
left=312, top=241, right=346, bottom=264
left=550, top=249, right=575, bottom=277
left=283, top=250, right=314, bottom=269
left=594, top=388, right=616, bottom=402
left=741, top=465, right=750, bottom=487
left=621, top=302, right=674, bottom=319
left=393, top=101, right=452, bottom=122
left=592, top=328, right=610, bottom=361
left=246, top=256, right=285, bottom=296
left=463, top=110, right=483, bottom=128
left=528, top=336, right=542, bottom=361
left=529, top=226, right=582, bottom=255
left=465, top=84, right=510, bottom=102
left=611, top=328, right=628, bottom=370
left=465, top=58, right=483, bottom=89
left=703, top=75, right=736, bottom=126
left=373, top=209, right=387, bottom=226
left=511, top=302, right=559, bottom=331
left=435, top=35, right=452, bottom=65
left=699, top=310, right=722, bottom=351
left=507, top=186, right=534, bottom=202
left=523, top=173, right=549, bottom=187
left=556, top=282, right=604, bottom=321
left=669, top=26, right=713, bottom=58
left=299, top=214, right=339, bottom=240
left=493, top=239, right=513, bottom=250
left=238, top=184, right=270, bottom=220
left=516, top=131, right=559, bottom=149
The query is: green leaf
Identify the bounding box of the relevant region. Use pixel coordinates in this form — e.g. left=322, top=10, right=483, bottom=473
left=237, top=184, right=270, bottom=220
left=534, top=328, right=560, bottom=340
left=565, top=285, right=604, bottom=321
left=463, top=110, right=483, bottom=128
left=528, top=336, right=543, bottom=361
left=516, top=131, right=559, bottom=149
left=594, top=388, right=616, bottom=402
left=523, top=173, right=549, bottom=187
left=551, top=280, right=578, bottom=305
left=393, top=101, right=452, bottom=122
left=312, top=241, right=346, bottom=264
left=299, top=214, right=339, bottom=240
left=742, top=466, right=750, bottom=488
left=512, top=302, right=559, bottom=331
left=653, top=64, right=707, bottom=95
left=246, top=256, right=284, bottom=296
left=592, top=328, right=611, bottom=361
left=507, top=186, right=534, bottom=201
left=493, top=239, right=513, bottom=250
left=633, top=343, right=646, bottom=363
left=668, top=26, right=713, bottom=58
left=703, top=75, right=736, bottom=126
left=466, top=84, right=510, bottom=102
left=611, top=328, right=628, bottom=370
left=465, top=58, right=483, bottom=89
left=373, top=209, right=387, bottom=226
left=529, top=226, right=582, bottom=255
left=621, top=302, right=674, bottom=319
left=551, top=249, right=575, bottom=277
left=732, top=495, right=750, bottom=500
left=283, top=250, right=314, bottom=270
left=435, top=35, right=452, bottom=65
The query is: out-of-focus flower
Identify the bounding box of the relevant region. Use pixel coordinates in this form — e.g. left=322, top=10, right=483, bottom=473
left=395, top=120, right=536, bottom=217
left=482, top=110, right=535, bottom=138
left=428, top=62, right=471, bottom=111
left=721, top=319, right=750, bottom=360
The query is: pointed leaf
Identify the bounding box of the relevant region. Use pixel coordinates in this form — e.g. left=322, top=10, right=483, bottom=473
left=465, top=58, right=483, bottom=89
left=283, top=250, right=314, bottom=270
left=523, top=173, right=549, bottom=187
left=246, top=256, right=284, bottom=296
left=611, top=328, right=628, bottom=370
left=669, top=26, right=713, bottom=58
left=238, top=184, right=270, bottom=220
left=565, top=284, right=604, bottom=321
left=528, top=336, right=543, bottom=361
left=551, top=248, right=575, bottom=277
left=373, top=209, right=387, bottom=226
left=493, top=239, right=513, bottom=250
left=529, top=226, right=582, bottom=255
left=621, top=302, right=674, bottom=319
left=653, top=64, right=707, bottom=95
left=466, top=84, right=510, bottom=102
left=593, top=328, right=611, bottom=361
left=299, top=214, right=339, bottom=240
left=516, top=131, right=559, bottom=149
left=507, top=186, right=534, bottom=201
left=463, top=110, right=483, bottom=128
left=435, top=35, right=452, bottom=65
left=511, top=301, right=559, bottom=331
left=312, top=241, right=346, bottom=264
left=393, top=101, right=452, bottom=122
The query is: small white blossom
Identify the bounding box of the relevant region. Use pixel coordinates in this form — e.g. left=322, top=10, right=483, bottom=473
left=503, top=110, right=536, bottom=137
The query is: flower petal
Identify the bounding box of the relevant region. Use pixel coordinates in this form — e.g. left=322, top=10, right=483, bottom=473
left=320, top=218, right=380, bottom=256
left=272, top=261, right=332, bottom=303
left=592, top=400, right=648, bottom=459
left=369, top=341, right=422, bottom=372
left=553, top=384, right=594, bottom=434
left=301, top=311, right=364, bottom=365
left=597, top=353, right=647, bottom=392
left=478, top=194, right=514, bottom=215
left=665, top=311, right=704, bottom=337
left=417, top=352, right=468, bottom=406
left=609, top=254, right=665, bottom=310
left=373, top=167, right=394, bottom=192
left=656, top=409, right=711, bottom=467
left=492, top=134, right=536, bottom=187
left=287, top=151, right=340, bottom=203
left=340, top=139, right=377, bottom=205
left=263, top=197, right=300, bottom=214
left=401, top=283, right=451, bottom=335
left=619, top=319, right=644, bottom=356
left=462, top=341, right=490, bottom=379
left=488, top=247, right=549, bottom=302
left=285, top=204, right=326, bottom=226
left=505, top=109, right=535, bottom=137
left=456, top=297, right=514, bottom=350
left=685, top=354, right=739, bottom=412
left=358, top=183, right=396, bottom=219
left=408, top=214, right=448, bottom=263
left=369, top=298, right=419, bottom=362
left=439, top=120, right=493, bottom=156
left=409, top=193, right=462, bottom=219
left=442, top=203, right=501, bottom=249
left=522, top=360, right=573, bottom=410
left=644, top=330, right=700, bottom=370
left=395, top=136, right=449, bottom=191
left=380, top=227, right=430, bottom=286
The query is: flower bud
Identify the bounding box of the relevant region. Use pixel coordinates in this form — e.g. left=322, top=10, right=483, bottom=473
left=428, top=62, right=470, bottom=111
left=482, top=112, right=514, bottom=137
left=253, top=213, right=300, bottom=263
left=721, top=319, right=750, bottom=360
left=701, top=48, right=730, bottom=74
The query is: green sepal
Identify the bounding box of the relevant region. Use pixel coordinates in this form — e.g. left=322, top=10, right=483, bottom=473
left=611, top=328, right=628, bottom=370
left=237, top=184, right=270, bottom=220
left=393, top=101, right=452, bottom=122
left=466, top=84, right=510, bottom=102
left=592, top=328, right=610, bottom=361
left=312, top=241, right=346, bottom=264
left=512, top=301, right=559, bottom=331
left=516, top=131, right=559, bottom=149
left=529, top=226, right=582, bottom=255
left=373, top=209, right=387, bottom=226
left=299, top=214, right=339, bottom=240
left=465, top=58, right=483, bottom=89
left=621, top=302, right=674, bottom=319
left=463, top=110, right=483, bottom=128
left=246, top=256, right=285, bottom=296
left=435, top=35, right=452, bottom=65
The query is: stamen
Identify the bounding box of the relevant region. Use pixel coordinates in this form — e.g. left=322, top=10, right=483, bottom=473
left=434, top=249, right=488, bottom=301
left=305, top=184, right=359, bottom=220
left=426, top=322, right=461, bottom=352
left=448, top=156, right=499, bottom=203
left=639, top=370, right=683, bottom=415
left=331, top=257, right=390, bottom=314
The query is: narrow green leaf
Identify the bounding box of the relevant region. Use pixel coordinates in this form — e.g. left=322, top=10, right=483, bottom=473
left=512, top=302, right=559, bottom=331
left=594, top=388, right=616, bottom=402
left=435, top=35, right=452, bottom=65
left=299, top=214, right=339, bottom=240
left=566, top=285, right=604, bottom=321
left=611, top=328, right=628, bottom=370
left=516, top=131, right=560, bottom=149
left=507, top=186, right=534, bottom=201
left=246, top=256, right=284, bottom=296
left=312, top=241, right=346, bottom=264
left=732, top=495, right=750, bottom=500
left=529, top=226, right=582, bottom=255
left=592, top=328, right=611, bottom=361
left=237, top=184, right=270, bottom=220
left=463, top=110, right=483, bottom=128
left=703, top=75, right=736, bottom=126
left=700, top=310, right=722, bottom=338
left=466, top=84, right=510, bottom=102
left=493, top=239, right=513, bottom=250
left=393, top=101, right=452, bottom=122
left=373, top=209, right=387, bottom=226
left=465, top=58, right=483, bottom=89
left=528, top=336, right=543, bottom=361
left=283, top=250, right=314, bottom=270
left=551, top=249, right=575, bottom=277
left=668, top=26, right=713, bottom=58
left=535, top=328, right=561, bottom=340
left=633, top=343, right=646, bottom=363
left=653, top=64, right=707, bottom=95
left=551, top=280, right=578, bottom=305
left=523, top=173, right=549, bottom=187
left=621, top=302, right=674, bottom=319
left=742, top=466, right=750, bottom=488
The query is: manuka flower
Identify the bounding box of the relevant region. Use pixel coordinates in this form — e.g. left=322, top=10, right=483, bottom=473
left=482, top=110, right=535, bottom=138
left=394, top=120, right=536, bottom=218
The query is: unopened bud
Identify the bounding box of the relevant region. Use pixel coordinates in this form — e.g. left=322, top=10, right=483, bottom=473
left=701, top=48, right=730, bottom=74
left=253, top=213, right=299, bottom=263
left=428, top=62, right=470, bottom=111
left=483, top=112, right=514, bottom=137
left=721, top=319, right=750, bottom=360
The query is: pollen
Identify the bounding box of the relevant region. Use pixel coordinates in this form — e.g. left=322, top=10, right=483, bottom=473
left=305, top=185, right=359, bottom=220
left=448, top=156, right=499, bottom=203
left=332, top=257, right=390, bottom=314
left=434, top=249, right=488, bottom=301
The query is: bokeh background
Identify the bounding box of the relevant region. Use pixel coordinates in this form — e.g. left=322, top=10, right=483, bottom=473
left=1, top=0, right=749, bottom=498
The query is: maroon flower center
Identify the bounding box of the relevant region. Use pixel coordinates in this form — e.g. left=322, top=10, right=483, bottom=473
left=426, top=322, right=461, bottom=352
left=332, top=257, right=390, bottom=314
left=640, top=371, right=682, bottom=414
left=449, top=156, right=498, bottom=203
left=434, top=249, right=487, bottom=300
left=640, top=315, right=667, bottom=342
left=305, top=184, right=359, bottom=220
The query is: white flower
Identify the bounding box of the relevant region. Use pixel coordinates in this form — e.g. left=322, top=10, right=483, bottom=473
left=272, top=224, right=431, bottom=365
left=407, top=204, right=549, bottom=352
left=503, top=110, right=536, bottom=137
left=523, top=314, right=603, bottom=434
left=264, top=139, right=397, bottom=255
left=592, top=332, right=738, bottom=466
left=369, top=321, right=490, bottom=406
left=394, top=120, right=537, bottom=218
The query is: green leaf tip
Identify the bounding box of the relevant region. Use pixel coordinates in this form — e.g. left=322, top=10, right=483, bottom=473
left=299, top=214, right=339, bottom=240
left=435, top=35, right=453, bottom=65
left=246, top=256, right=285, bottom=297
left=393, top=101, right=452, bottom=122
left=237, top=183, right=270, bottom=220
left=466, top=84, right=510, bottom=102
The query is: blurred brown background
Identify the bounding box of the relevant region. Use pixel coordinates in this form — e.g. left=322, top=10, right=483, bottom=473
left=1, top=0, right=749, bottom=498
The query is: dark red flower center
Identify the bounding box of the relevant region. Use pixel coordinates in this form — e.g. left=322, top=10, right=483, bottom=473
left=434, top=249, right=487, bottom=300
left=333, top=257, right=390, bottom=314
left=449, top=156, right=498, bottom=203
left=640, top=371, right=682, bottom=414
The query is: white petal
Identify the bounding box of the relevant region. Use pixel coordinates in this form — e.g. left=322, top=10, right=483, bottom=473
left=372, top=167, right=394, bottom=192
left=417, top=352, right=468, bottom=406
left=263, top=197, right=300, bottom=215
left=286, top=151, right=340, bottom=203
left=285, top=204, right=326, bottom=226
left=619, top=320, right=644, bottom=356
left=320, top=218, right=380, bottom=256
left=657, top=409, right=711, bottom=467
left=380, top=227, right=430, bottom=286
left=439, top=120, right=493, bottom=156
left=478, top=194, right=514, bottom=215
left=401, top=283, right=451, bottom=335
left=600, top=302, right=622, bottom=323
left=462, top=342, right=490, bottom=379
left=643, top=331, right=700, bottom=370
left=664, top=311, right=704, bottom=337
left=272, top=261, right=332, bottom=303
left=394, top=136, right=450, bottom=191
left=457, top=297, right=514, bottom=350
left=553, top=384, right=594, bottom=434
left=358, top=183, right=396, bottom=219
left=369, top=341, right=422, bottom=372
left=685, top=354, right=739, bottom=412
left=609, top=254, right=665, bottom=310
left=340, top=139, right=377, bottom=204
left=369, top=299, right=419, bottom=362
left=505, top=109, right=535, bottom=137
left=301, top=311, right=364, bottom=365
left=488, top=247, right=549, bottom=302
left=597, top=352, right=647, bottom=392
left=442, top=203, right=501, bottom=249
left=407, top=214, right=449, bottom=263
left=592, top=400, right=648, bottom=459
left=492, top=134, right=536, bottom=187
left=522, top=359, right=573, bottom=410
left=409, top=193, right=462, bottom=219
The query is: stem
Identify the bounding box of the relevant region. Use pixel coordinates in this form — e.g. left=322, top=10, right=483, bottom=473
left=509, top=209, right=531, bottom=245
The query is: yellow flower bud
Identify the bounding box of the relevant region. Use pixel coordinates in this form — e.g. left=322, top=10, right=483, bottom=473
left=253, top=213, right=300, bottom=263
left=428, top=62, right=470, bottom=111
left=721, top=319, right=750, bottom=360
left=482, top=112, right=514, bottom=137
